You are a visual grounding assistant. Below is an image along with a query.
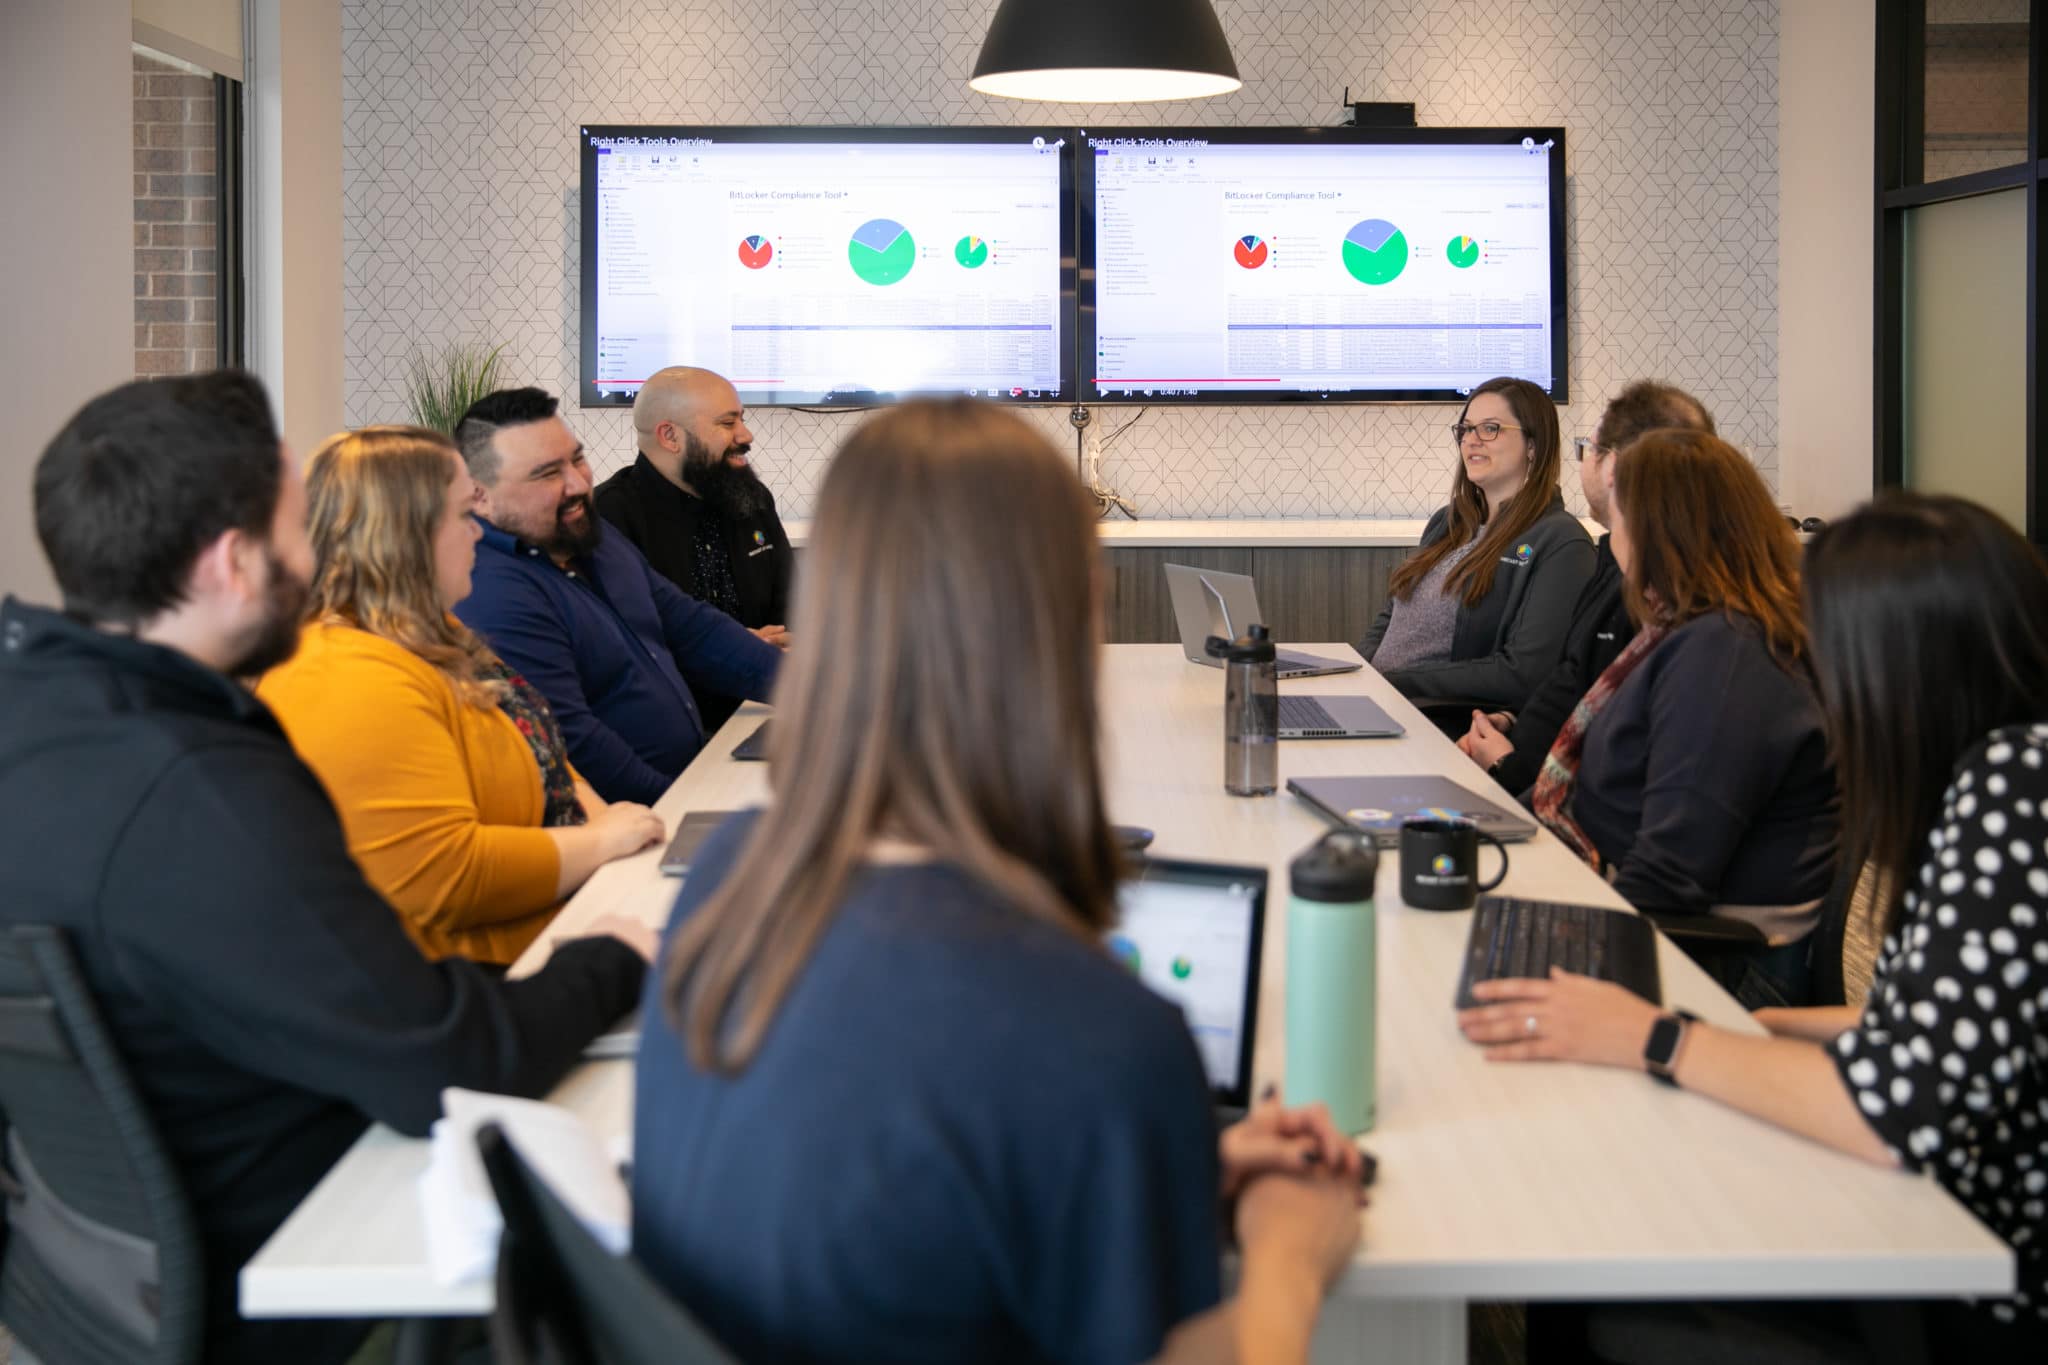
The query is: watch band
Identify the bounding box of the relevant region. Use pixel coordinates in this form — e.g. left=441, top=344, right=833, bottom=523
left=1644, top=1009, right=1700, bottom=1087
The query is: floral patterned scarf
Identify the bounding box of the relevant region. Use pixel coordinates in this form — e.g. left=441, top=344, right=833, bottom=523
left=1530, top=621, right=1668, bottom=870
left=475, top=654, right=587, bottom=828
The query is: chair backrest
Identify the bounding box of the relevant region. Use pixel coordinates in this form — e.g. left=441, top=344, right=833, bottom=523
left=477, top=1122, right=737, bottom=1365
left=0, top=925, right=203, bottom=1365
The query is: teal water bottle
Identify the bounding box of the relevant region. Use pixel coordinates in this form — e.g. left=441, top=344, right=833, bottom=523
left=1284, top=830, right=1380, bottom=1134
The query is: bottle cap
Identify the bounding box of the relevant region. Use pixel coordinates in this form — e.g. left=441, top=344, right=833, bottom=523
left=1204, top=621, right=1276, bottom=663
left=1290, top=829, right=1379, bottom=903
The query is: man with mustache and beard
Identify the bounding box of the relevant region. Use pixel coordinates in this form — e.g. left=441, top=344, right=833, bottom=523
left=0, top=372, right=651, bottom=1365
left=594, top=366, right=795, bottom=730
left=453, top=386, right=780, bottom=806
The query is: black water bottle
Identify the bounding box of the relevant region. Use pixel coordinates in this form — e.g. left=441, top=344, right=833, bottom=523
left=1208, top=624, right=1278, bottom=796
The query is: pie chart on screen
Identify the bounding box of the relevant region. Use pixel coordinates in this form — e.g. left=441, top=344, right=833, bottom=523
left=1233, top=234, right=1268, bottom=268
left=849, top=218, right=916, bottom=286
left=737, top=234, right=773, bottom=269
left=1342, top=218, right=1408, bottom=285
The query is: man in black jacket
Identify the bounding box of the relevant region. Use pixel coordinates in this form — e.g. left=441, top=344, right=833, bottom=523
left=597, top=366, right=796, bottom=731
left=0, top=371, right=651, bottom=1364
left=1456, top=381, right=1716, bottom=795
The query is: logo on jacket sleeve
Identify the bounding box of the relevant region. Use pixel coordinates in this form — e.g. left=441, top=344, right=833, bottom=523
left=1500, top=542, right=1535, bottom=567
left=752, top=530, right=767, bottom=548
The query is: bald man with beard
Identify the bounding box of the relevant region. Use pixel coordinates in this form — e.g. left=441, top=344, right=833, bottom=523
left=596, top=367, right=795, bottom=729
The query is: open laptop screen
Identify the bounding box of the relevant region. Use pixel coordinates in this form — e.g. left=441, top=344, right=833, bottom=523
left=1107, top=859, right=1266, bottom=1107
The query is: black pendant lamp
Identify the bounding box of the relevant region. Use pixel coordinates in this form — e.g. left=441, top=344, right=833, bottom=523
left=970, top=0, right=1242, bottom=103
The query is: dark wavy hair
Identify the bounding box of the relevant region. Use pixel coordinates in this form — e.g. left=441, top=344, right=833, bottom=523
left=1803, top=494, right=2048, bottom=935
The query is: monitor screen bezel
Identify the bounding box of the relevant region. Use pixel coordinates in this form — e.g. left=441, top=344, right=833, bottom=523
left=1076, top=124, right=1569, bottom=406
left=578, top=124, right=1079, bottom=409
left=1117, top=854, right=1269, bottom=1110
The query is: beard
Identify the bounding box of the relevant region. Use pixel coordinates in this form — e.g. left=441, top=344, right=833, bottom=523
left=546, top=492, right=604, bottom=559
left=682, top=432, right=773, bottom=520
left=229, top=548, right=311, bottom=677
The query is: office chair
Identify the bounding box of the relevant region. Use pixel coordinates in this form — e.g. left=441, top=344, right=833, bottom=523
left=476, top=1122, right=737, bottom=1365
left=0, top=925, right=204, bottom=1365
left=1650, top=849, right=1886, bottom=1012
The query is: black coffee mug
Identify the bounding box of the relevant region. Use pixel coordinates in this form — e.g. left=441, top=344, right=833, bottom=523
left=1399, top=818, right=1508, bottom=910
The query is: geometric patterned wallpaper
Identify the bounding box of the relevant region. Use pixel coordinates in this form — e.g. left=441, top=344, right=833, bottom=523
left=341, top=0, right=1778, bottom=520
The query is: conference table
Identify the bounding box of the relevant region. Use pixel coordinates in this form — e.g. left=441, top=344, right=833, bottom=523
left=241, top=644, right=2011, bottom=1363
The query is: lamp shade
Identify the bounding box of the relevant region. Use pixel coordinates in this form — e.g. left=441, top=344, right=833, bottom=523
left=970, top=0, right=1242, bottom=103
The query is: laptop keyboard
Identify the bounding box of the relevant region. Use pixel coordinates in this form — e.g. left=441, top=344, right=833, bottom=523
left=1453, top=895, right=1662, bottom=1009
left=1277, top=696, right=1345, bottom=735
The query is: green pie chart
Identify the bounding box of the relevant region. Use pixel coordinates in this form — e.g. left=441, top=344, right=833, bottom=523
left=849, top=218, right=915, bottom=286
left=954, top=234, right=990, bottom=269
left=1343, top=218, right=1408, bottom=286
left=1447, top=234, right=1480, bottom=268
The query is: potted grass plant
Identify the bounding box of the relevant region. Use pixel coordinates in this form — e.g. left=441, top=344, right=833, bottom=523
left=402, top=341, right=509, bottom=435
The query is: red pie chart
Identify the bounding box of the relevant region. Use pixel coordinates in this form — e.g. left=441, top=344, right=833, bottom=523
left=1233, top=234, right=1268, bottom=269
left=737, top=234, right=773, bottom=269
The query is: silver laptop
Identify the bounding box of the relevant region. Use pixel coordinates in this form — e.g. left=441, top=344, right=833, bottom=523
left=1287, top=774, right=1538, bottom=847
left=1163, top=563, right=1362, bottom=680
left=1275, top=693, right=1405, bottom=740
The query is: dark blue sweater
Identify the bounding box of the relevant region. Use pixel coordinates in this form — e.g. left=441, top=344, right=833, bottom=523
left=634, top=815, right=1224, bottom=1365
left=454, top=519, right=780, bottom=805
left=1571, top=612, right=1839, bottom=920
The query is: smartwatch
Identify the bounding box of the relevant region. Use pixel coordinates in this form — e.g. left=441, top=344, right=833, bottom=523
left=1644, top=1009, right=1700, bottom=1087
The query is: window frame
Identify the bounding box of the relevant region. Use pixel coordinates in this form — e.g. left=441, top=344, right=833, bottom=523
left=1875, top=0, right=2046, bottom=542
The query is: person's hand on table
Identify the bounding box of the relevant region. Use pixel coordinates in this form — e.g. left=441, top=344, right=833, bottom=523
left=752, top=625, right=791, bottom=649
left=1456, top=967, right=1662, bottom=1069
left=1234, top=1168, right=1365, bottom=1288
left=579, top=913, right=658, bottom=962
left=1219, top=1091, right=1365, bottom=1199
left=1456, top=710, right=1515, bottom=769
left=590, top=801, right=665, bottom=862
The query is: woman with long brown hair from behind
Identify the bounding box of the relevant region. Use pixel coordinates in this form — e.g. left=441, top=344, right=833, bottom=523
left=257, top=426, right=664, bottom=965
left=632, top=400, right=1365, bottom=1365
left=1528, top=429, right=1839, bottom=1006
left=1361, top=375, right=1595, bottom=713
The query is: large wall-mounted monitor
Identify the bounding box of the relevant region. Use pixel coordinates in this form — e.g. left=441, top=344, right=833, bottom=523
left=579, top=126, right=1076, bottom=408
left=1078, top=127, right=1568, bottom=403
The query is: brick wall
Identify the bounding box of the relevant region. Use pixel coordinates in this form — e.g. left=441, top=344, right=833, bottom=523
left=133, top=50, right=217, bottom=378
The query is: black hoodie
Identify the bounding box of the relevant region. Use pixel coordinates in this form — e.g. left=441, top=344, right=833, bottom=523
left=0, top=598, right=644, bottom=1364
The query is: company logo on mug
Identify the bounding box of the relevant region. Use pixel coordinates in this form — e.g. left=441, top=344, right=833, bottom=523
left=1400, top=817, right=1510, bottom=911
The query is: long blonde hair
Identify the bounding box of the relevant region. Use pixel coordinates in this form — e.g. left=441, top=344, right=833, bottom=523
left=302, top=425, right=500, bottom=706
left=662, top=401, right=1122, bottom=1073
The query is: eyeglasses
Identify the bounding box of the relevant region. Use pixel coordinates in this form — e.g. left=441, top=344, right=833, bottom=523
left=1450, top=420, right=1525, bottom=444
left=1572, top=437, right=1607, bottom=463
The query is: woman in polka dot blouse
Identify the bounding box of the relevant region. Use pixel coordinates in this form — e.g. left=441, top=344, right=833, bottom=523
left=1460, top=494, right=2048, bottom=1358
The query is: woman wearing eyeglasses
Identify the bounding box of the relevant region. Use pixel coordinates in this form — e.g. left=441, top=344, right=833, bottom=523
left=1361, top=376, right=1594, bottom=716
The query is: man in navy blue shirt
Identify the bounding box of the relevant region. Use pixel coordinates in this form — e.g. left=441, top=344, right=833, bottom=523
left=452, top=388, right=780, bottom=805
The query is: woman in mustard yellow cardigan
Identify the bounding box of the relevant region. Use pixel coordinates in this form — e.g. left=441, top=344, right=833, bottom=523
left=259, top=426, right=664, bottom=964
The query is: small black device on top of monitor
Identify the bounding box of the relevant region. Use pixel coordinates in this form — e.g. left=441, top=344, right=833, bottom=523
left=579, top=125, right=1076, bottom=408
left=1077, top=125, right=1567, bottom=404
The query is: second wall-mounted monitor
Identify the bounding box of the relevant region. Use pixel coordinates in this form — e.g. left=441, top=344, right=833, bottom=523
left=581, top=126, right=1076, bottom=407
left=1079, top=127, right=1568, bottom=403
